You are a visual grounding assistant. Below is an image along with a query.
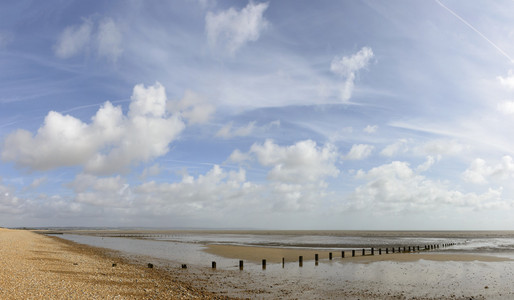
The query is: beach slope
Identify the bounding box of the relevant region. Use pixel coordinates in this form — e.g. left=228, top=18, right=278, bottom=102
left=0, top=228, right=218, bottom=299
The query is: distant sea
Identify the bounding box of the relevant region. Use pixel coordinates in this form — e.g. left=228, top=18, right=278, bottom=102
left=48, top=229, right=514, bottom=266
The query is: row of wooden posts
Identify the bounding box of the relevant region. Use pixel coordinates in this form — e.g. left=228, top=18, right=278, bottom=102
left=146, top=242, right=457, bottom=270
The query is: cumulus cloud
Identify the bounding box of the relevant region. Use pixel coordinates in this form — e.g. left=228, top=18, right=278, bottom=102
left=141, top=164, right=161, bottom=179
left=363, top=125, right=378, bottom=134
left=497, top=101, right=514, bottom=114
left=462, top=156, right=514, bottom=184
left=133, top=165, right=260, bottom=215
left=330, top=47, right=374, bottom=102
left=68, top=173, right=131, bottom=207
left=235, top=139, right=340, bottom=184
left=1, top=82, right=186, bottom=174
left=348, top=161, right=508, bottom=213
left=205, top=1, right=269, bottom=54
left=167, top=90, right=215, bottom=125
left=497, top=70, right=514, bottom=89
left=344, top=144, right=374, bottom=160
left=0, top=182, right=22, bottom=214
left=416, top=156, right=436, bottom=172
left=29, top=177, right=47, bottom=189
left=380, top=139, right=409, bottom=157
left=54, top=17, right=122, bottom=61
left=227, top=149, right=251, bottom=163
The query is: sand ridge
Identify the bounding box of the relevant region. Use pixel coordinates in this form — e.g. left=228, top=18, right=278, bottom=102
left=204, top=243, right=512, bottom=264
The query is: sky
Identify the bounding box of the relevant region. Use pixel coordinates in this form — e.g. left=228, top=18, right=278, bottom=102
left=2, top=0, right=514, bottom=230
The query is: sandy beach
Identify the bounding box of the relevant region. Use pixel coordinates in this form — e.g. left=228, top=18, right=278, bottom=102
left=0, top=228, right=219, bottom=299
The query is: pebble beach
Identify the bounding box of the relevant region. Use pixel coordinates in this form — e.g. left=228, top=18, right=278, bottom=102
left=0, top=228, right=219, bottom=299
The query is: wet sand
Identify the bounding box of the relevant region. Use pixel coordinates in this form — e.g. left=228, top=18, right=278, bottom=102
left=0, top=228, right=220, bottom=299
left=205, top=243, right=511, bottom=263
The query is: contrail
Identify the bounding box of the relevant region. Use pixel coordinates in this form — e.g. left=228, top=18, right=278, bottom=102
left=435, top=0, right=514, bottom=63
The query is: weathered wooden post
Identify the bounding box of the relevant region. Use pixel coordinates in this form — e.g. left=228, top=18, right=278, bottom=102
left=342, top=251, right=345, bottom=258
left=392, top=247, right=395, bottom=253
left=262, top=259, right=266, bottom=270
left=352, top=250, right=355, bottom=257
left=371, top=248, right=374, bottom=255
left=239, top=260, right=243, bottom=270
left=181, top=264, right=187, bottom=269
left=379, top=248, right=382, bottom=255
left=408, top=246, right=411, bottom=252
left=147, top=263, right=153, bottom=268
left=329, top=252, right=333, bottom=260
left=212, top=261, right=216, bottom=269
left=299, top=256, right=303, bottom=267
left=282, top=257, right=285, bottom=268
left=386, top=248, right=389, bottom=254
left=315, top=254, right=319, bottom=262
left=362, top=249, right=365, bottom=256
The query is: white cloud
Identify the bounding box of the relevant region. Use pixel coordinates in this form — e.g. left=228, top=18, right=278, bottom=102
left=497, top=101, right=514, bottom=115
left=416, top=156, right=436, bottom=172
left=363, top=125, right=378, bottom=134
left=329, top=127, right=353, bottom=143
left=227, top=149, right=251, bottom=163
left=167, top=90, right=215, bottom=125
left=141, top=164, right=161, bottom=179
left=216, top=121, right=256, bottom=139
left=462, top=156, right=514, bottom=184
left=205, top=1, right=269, bottom=54
left=330, top=47, right=374, bottom=102
left=29, top=177, right=47, bottom=189
left=380, top=139, right=408, bottom=157
left=68, top=174, right=131, bottom=207
left=245, top=139, right=340, bottom=184
left=344, top=144, right=374, bottom=160
left=1, top=82, right=186, bottom=174
left=348, top=161, right=508, bottom=213
left=97, top=18, right=123, bottom=61
left=54, top=18, right=93, bottom=58
left=133, top=165, right=259, bottom=215
left=497, top=70, right=514, bottom=89
left=54, top=17, right=123, bottom=61
left=0, top=181, right=22, bottom=214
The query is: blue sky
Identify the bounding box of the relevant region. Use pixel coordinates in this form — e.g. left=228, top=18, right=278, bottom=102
left=2, top=0, right=514, bottom=229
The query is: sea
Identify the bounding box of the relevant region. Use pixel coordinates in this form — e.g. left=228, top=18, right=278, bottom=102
left=47, top=229, right=514, bottom=299
left=50, top=229, right=514, bottom=266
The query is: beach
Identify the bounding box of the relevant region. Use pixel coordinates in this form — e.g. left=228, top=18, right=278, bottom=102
left=3, top=228, right=514, bottom=299
left=0, top=228, right=218, bottom=299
